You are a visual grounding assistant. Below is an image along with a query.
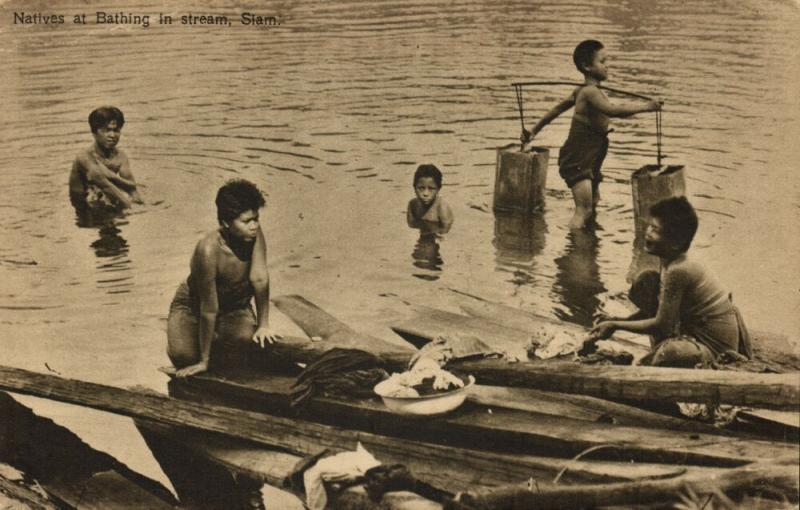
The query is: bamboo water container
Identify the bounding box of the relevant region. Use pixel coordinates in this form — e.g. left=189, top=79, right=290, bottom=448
left=493, top=147, right=549, bottom=214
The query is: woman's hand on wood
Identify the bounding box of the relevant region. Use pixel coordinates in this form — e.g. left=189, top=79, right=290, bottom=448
left=253, top=326, right=282, bottom=348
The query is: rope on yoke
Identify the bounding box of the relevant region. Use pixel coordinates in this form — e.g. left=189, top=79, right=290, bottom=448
left=512, top=81, right=664, bottom=164
left=514, top=84, right=526, bottom=149
left=656, top=108, right=663, bottom=168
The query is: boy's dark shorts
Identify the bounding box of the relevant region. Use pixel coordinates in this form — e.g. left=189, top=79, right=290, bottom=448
left=558, top=129, right=609, bottom=189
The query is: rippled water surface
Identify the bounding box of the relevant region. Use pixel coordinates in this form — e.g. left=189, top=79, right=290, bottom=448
left=1, top=0, right=799, bottom=496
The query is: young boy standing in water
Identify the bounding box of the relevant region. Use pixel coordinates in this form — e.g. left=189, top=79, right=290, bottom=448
left=69, top=106, right=143, bottom=211
left=522, top=40, right=661, bottom=229
left=406, top=164, right=454, bottom=234
left=589, top=197, right=752, bottom=367
left=167, top=179, right=281, bottom=378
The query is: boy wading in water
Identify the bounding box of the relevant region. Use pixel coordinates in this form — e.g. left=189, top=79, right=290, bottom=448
left=589, top=197, right=752, bottom=368
left=522, top=40, right=661, bottom=229
left=406, top=164, right=454, bottom=235
left=69, top=106, right=143, bottom=211
left=167, top=179, right=281, bottom=378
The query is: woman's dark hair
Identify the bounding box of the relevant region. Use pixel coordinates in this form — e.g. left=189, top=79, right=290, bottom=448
left=649, top=196, right=699, bottom=253
left=216, top=179, right=266, bottom=224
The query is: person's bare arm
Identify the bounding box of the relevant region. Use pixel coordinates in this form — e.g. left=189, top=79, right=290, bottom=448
left=80, top=154, right=133, bottom=208
left=584, top=87, right=660, bottom=118
left=591, top=267, right=684, bottom=340
left=522, top=94, right=575, bottom=150
left=407, top=200, right=424, bottom=229
left=116, top=153, right=143, bottom=203
left=250, top=227, right=280, bottom=346
left=85, top=151, right=137, bottom=189
left=437, top=200, right=454, bottom=234
left=176, top=240, right=219, bottom=377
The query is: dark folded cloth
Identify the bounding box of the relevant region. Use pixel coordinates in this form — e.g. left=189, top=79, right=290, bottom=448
left=558, top=119, right=609, bottom=188
left=290, top=348, right=388, bottom=408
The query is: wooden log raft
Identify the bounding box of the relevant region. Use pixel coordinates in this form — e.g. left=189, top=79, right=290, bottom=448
left=171, top=369, right=797, bottom=468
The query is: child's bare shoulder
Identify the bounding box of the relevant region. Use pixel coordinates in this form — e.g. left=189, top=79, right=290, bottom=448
left=74, top=146, right=94, bottom=164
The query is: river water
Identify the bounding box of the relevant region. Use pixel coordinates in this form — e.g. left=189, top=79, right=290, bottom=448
left=1, top=0, right=798, bottom=501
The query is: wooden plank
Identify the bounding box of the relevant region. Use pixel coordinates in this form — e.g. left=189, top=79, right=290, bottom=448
left=391, top=306, right=533, bottom=359
left=273, top=295, right=414, bottom=353
left=0, top=365, right=615, bottom=492
left=136, top=420, right=301, bottom=487
left=387, top=309, right=800, bottom=410
left=45, top=471, right=176, bottom=510
left=452, top=357, right=800, bottom=411
left=469, top=385, right=722, bottom=434
left=174, top=370, right=797, bottom=469
left=136, top=420, right=440, bottom=510
left=453, top=458, right=798, bottom=510
left=452, top=290, right=649, bottom=354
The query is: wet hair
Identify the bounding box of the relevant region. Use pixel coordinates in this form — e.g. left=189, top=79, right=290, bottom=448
left=413, top=164, right=443, bottom=188
left=649, top=196, right=698, bottom=253
left=573, top=40, right=604, bottom=73
left=88, top=106, right=125, bottom=133
left=216, top=179, right=266, bottom=224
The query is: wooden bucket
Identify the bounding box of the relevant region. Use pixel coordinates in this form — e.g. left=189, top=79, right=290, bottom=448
left=493, top=146, right=549, bottom=214
left=631, top=164, right=686, bottom=244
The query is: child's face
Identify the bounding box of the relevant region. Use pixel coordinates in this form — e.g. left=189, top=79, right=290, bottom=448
left=93, top=120, right=122, bottom=151
left=225, top=209, right=260, bottom=243
left=644, top=217, right=678, bottom=256
left=584, top=49, right=608, bottom=81
left=414, top=177, right=439, bottom=205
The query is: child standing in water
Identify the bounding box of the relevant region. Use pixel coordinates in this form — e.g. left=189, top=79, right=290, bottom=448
left=167, top=179, right=281, bottom=378
left=406, top=164, right=454, bottom=234
left=522, top=40, right=661, bottom=229
left=69, top=106, right=143, bottom=211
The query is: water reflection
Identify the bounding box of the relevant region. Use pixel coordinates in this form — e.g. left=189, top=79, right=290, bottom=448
left=411, top=233, right=443, bottom=281
left=493, top=212, right=547, bottom=288
left=553, top=229, right=606, bottom=327
left=73, top=203, right=133, bottom=294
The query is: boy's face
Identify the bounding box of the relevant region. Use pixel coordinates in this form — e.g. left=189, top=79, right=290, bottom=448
left=225, top=209, right=260, bottom=243
left=414, top=177, right=439, bottom=205
left=584, top=49, right=608, bottom=81
left=93, top=120, right=122, bottom=151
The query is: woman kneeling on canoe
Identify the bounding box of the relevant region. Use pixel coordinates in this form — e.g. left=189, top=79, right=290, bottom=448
left=590, top=197, right=752, bottom=368
left=168, top=179, right=280, bottom=378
